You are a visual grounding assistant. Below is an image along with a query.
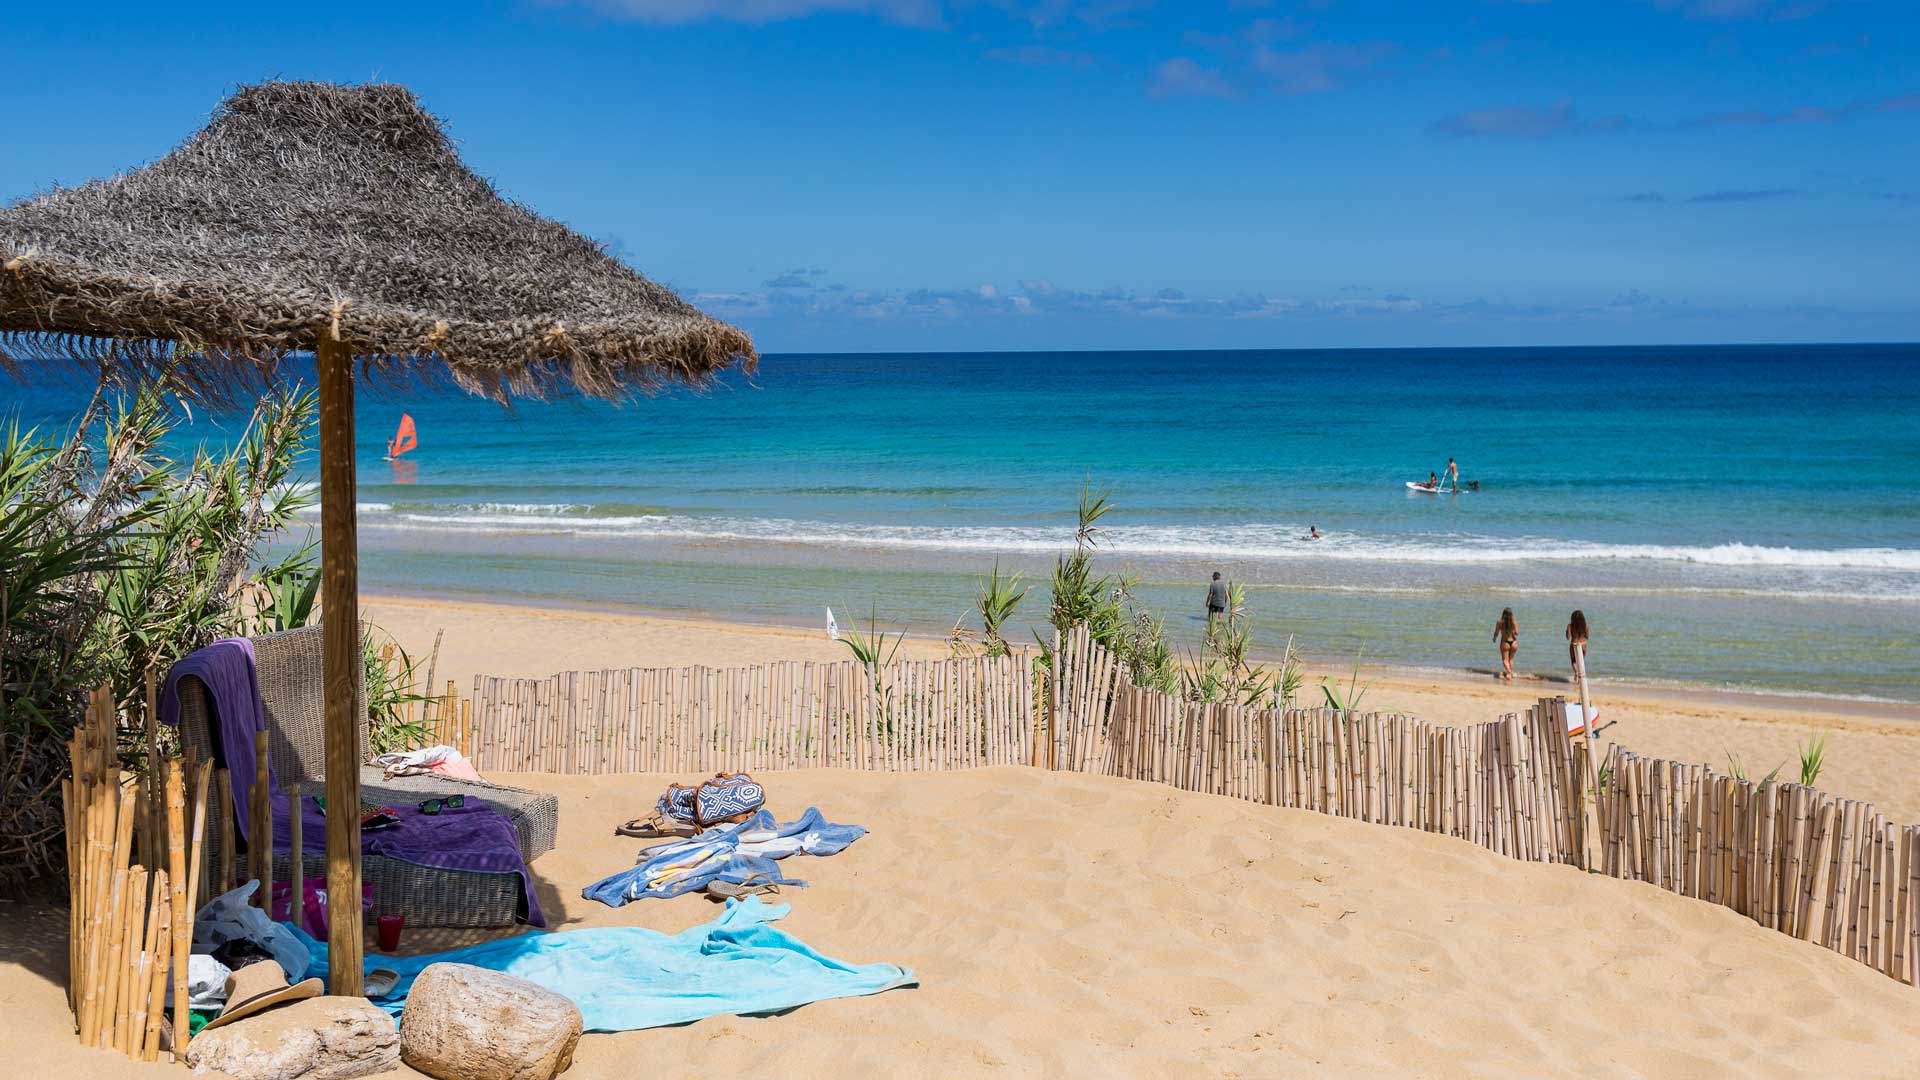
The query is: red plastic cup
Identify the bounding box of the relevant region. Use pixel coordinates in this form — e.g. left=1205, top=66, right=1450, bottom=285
left=377, top=913, right=405, bottom=952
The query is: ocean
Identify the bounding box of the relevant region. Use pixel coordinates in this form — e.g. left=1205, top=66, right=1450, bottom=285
left=9, top=344, right=1918, bottom=702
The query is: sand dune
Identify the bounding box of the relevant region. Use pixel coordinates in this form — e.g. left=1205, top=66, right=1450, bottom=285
left=9, top=766, right=1920, bottom=1078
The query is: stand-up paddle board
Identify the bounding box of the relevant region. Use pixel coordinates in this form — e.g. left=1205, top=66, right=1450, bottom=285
left=1407, top=481, right=1473, bottom=494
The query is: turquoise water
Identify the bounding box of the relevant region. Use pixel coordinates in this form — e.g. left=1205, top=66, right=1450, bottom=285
left=10, top=344, right=1919, bottom=701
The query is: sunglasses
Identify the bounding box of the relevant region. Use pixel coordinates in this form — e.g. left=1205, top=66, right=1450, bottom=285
left=418, top=794, right=466, bottom=815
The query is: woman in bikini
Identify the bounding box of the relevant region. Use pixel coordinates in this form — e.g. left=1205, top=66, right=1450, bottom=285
left=1493, top=608, right=1518, bottom=682
left=1565, top=609, right=1591, bottom=679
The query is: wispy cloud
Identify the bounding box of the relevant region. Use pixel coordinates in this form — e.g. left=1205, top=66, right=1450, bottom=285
left=1428, top=102, right=1625, bottom=139
left=1431, top=91, right=1919, bottom=139
left=765, top=267, right=829, bottom=289
left=984, top=44, right=1096, bottom=68
left=1252, top=40, right=1396, bottom=95
left=1619, top=188, right=1803, bottom=204
left=1684, top=187, right=1800, bottom=203
left=568, top=0, right=943, bottom=26
left=1649, top=0, right=1827, bottom=20
left=1148, top=57, right=1235, bottom=100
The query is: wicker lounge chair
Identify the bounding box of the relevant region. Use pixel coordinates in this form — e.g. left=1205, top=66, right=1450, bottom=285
left=175, top=625, right=558, bottom=927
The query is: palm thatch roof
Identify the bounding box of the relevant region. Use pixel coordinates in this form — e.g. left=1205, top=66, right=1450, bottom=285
left=0, top=80, right=755, bottom=401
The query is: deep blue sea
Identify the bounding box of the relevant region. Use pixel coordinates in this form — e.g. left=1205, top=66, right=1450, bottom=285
left=10, top=344, right=1919, bottom=701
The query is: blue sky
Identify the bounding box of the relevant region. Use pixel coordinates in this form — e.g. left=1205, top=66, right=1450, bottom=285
left=4, top=1, right=1916, bottom=351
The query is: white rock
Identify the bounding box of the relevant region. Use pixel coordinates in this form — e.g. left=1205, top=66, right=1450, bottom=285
left=400, top=963, right=583, bottom=1080
left=186, top=995, right=399, bottom=1080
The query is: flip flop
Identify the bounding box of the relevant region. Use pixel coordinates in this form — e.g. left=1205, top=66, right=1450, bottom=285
left=366, top=968, right=400, bottom=999
left=616, top=814, right=696, bottom=839
left=705, top=875, right=781, bottom=902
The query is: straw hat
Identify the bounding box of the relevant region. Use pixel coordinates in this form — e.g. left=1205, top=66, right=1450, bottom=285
left=199, top=960, right=323, bottom=1033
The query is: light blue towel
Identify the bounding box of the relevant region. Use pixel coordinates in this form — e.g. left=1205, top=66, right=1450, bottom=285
left=286, top=897, right=916, bottom=1031
left=584, top=807, right=868, bottom=907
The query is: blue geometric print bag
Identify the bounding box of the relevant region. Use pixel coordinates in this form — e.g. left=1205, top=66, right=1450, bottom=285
left=694, top=773, right=766, bottom=826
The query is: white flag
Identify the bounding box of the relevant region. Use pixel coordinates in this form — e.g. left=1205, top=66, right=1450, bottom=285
left=825, top=607, right=840, bottom=641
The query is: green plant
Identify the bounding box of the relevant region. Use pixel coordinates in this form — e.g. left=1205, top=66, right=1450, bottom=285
left=363, top=631, right=437, bottom=755
left=248, top=559, right=320, bottom=635
left=1724, top=748, right=1784, bottom=787
left=1274, top=634, right=1305, bottom=710
left=1041, top=483, right=1180, bottom=694
left=837, top=604, right=905, bottom=668
left=1, top=375, right=315, bottom=890
left=1320, top=650, right=1373, bottom=713
left=974, top=560, right=1028, bottom=657
left=1798, top=732, right=1828, bottom=787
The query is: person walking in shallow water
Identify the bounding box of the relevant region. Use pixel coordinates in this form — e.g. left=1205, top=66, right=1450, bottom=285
left=1565, top=609, right=1591, bottom=678
left=1494, top=608, right=1519, bottom=682
left=1204, top=571, right=1229, bottom=635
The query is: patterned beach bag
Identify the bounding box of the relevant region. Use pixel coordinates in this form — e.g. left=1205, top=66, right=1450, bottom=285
left=694, top=772, right=767, bottom=826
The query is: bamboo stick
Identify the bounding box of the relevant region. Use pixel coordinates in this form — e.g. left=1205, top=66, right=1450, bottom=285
left=215, top=770, right=234, bottom=896
left=140, top=868, right=170, bottom=1060
left=110, top=864, right=148, bottom=1053
left=164, top=760, right=189, bottom=1058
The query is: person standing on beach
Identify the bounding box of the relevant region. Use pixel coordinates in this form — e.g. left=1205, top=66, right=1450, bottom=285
left=1565, top=610, right=1591, bottom=677
left=1444, top=457, right=1460, bottom=493
left=1493, top=608, right=1518, bottom=682
left=1205, top=572, right=1229, bottom=635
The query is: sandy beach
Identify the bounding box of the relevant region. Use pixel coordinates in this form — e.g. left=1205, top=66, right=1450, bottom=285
left=364, top=593, right=1920, bottom=823
left=4, top=593, right=1916, bottom=1076
left=9, top=764, right=1920, bottom=1078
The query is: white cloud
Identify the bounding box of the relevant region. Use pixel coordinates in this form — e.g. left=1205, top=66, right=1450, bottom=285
left=1148, top=57, right=1235, bottom=99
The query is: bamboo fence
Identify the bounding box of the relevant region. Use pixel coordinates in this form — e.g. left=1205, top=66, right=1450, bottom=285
left=450, top=652, right=1036, bottom=774
left=62, top=685, right=213, bottom=1061
left=440, top=624, right=1916, bottom=988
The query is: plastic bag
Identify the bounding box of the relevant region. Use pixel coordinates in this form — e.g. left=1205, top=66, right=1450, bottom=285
left=186, top=953, right=234, bottom=1008
left=271, top=876, right=374, bottom=941
left=191, top=881, right=311, bottom=981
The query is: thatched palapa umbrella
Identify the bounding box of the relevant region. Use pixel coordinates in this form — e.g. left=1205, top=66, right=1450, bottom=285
left=1, top=81, right=756, bottom=994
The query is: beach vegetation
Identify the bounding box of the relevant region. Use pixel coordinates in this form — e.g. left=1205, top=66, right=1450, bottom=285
left=1723, top=748, right=1785, bottom=787
left=975, top=560, right=1028, bottom=658
left=1320, top=651, right=1373, bottom=713
left=1798, top=732, right=1828, bottom=787
left=1184, top=585, right=1278, bottom=706
left=363, top=634, right=439, bottom=755
left=1, top=376, right=314, bottom=889
left=837, top=604, right=906, bottom=668
left=1043, top=482, right=1180, bottom=694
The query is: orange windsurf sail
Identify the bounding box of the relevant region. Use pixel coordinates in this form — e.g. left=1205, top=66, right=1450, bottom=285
left=386, top=413, right=417, bottom=459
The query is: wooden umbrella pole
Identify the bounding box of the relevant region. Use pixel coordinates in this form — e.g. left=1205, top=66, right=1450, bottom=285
left=317, top=331, right=366, bottom=997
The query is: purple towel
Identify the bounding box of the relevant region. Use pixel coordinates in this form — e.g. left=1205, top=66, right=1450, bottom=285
left=273, top=794, right=546, bottom=927
left=158, top=638, right=275, bottom=842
